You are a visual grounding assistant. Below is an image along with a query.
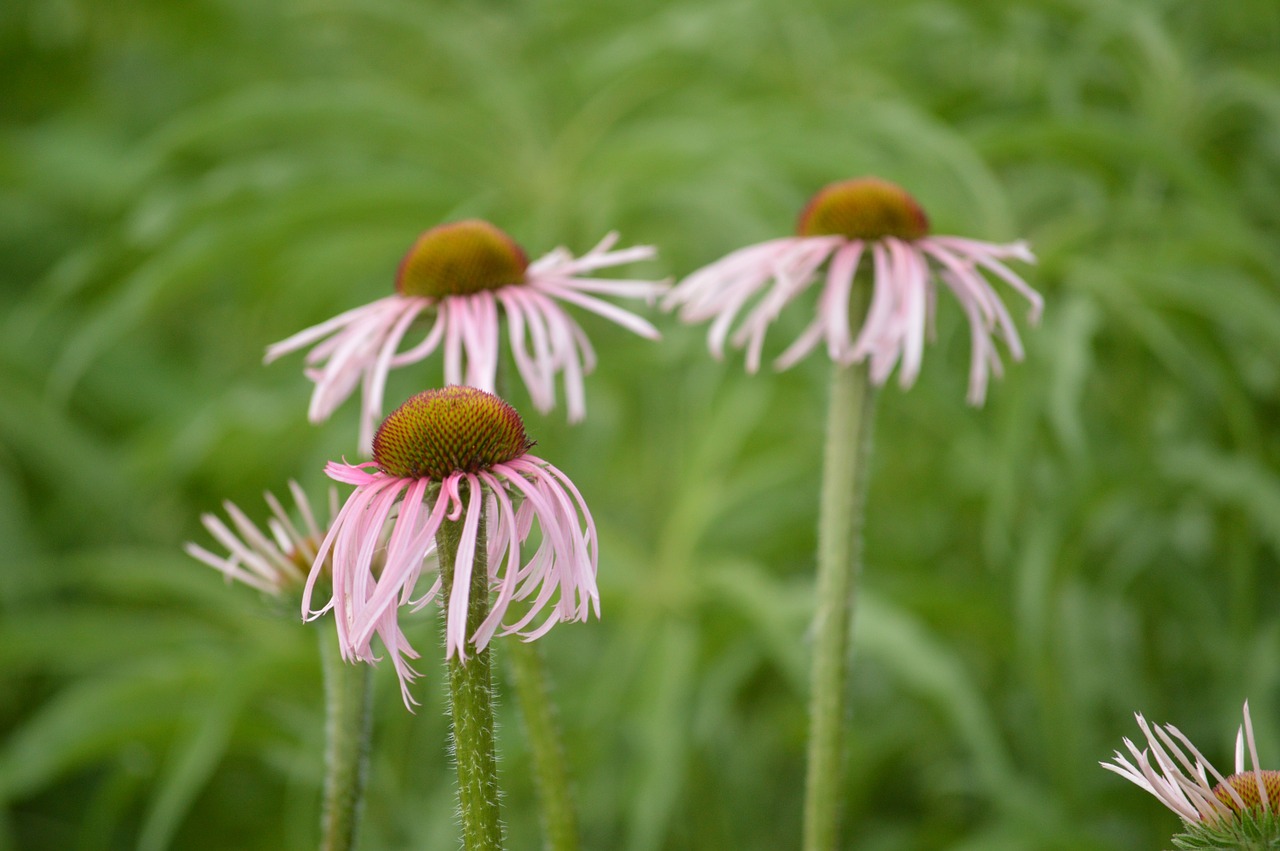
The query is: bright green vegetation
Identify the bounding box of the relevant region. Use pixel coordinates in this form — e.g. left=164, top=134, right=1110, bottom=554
left=2, top=0, right=1278, bottom=848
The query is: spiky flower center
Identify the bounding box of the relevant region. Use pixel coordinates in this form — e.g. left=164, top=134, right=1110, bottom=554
left=372, top=387, right=533, bottom=480
left=1212, top=771, right=1280, bottom=815
left=796, top=177, right=930, bottom=241
left=395, top=219, right=529, bottom=298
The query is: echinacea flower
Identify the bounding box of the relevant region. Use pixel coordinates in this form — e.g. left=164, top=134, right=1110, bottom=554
left=301, top=385, right=598, bottom=707
left=663, top=177, right=1043, bottom=404
left=267, top=219, right=668, bottom=448
left=1103, top=701, right=1280, bottom=839
left=185, top=480, right=338, bottom=596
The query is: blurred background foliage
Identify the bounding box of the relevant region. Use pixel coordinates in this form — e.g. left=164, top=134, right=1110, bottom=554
left=2, top=0, right=1278, bottom=848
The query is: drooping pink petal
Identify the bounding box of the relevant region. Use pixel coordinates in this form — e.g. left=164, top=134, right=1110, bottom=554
left=1102, top=704, right=1263, bottom=824
left=444, top=475, right=485, bottom=661
left=347, top=476, right=437, bottom=651
left=471, top=474, right=522, bottom=650
left=267, top=229, right=665, bottom=443
left=362, top=300, right=429, bottom=449
left=666, top=229, right=1039, bottom=404
left=313, top=435, right=599, bottom=708
left=498, top=288, right=555, bottom=411
left=536, top=283, right=662, bottom=340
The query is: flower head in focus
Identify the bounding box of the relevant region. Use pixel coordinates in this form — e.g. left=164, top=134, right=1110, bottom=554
left=1103, top=701, right=1280, bottom=845
left=302, top=386, right=598, bottom=707
left=266, top=220, right=668, bottom=448
left=663, top=177, right=1042, bottom=404
left=185, top=480, right=338, bottom=597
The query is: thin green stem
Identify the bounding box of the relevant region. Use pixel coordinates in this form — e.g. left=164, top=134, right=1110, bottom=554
left=437, top=503, right=505, bottom=851
left=507, top=639, right=580, bottom=851
left=318, top=627, right=373, bottom=851
left=802, top=358, right=878, bottom=851
left=490, top=358, right=580, bottom=851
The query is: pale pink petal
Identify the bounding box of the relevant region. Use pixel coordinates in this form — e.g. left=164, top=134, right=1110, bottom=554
left=528, top=231, right=656, bottom=277
left=667, top=230, right=1039, bottom=403
left=535, top=283, right=662, bottom=339
left=1103, top=705, right=1262, bottom=824
left=264, top=299, right=395, bottom=363
left=441, top=299, right=465, bottom=386
left=347, top=477, right=437, bottom=650
left=186, top=482, right=343, bottom=599
left=1242, top=701, right=1270, bottom=812
left=471, top=474, right=522, bottom=649
left=445, top=476, right=484, bottom=661
left=184, top=542, right=279, bottom=593
left=387, top=308, right=447, bottom=367
left=361, top=300, right=429, bottom=449
left=312, top=437, right=599, bottom=707
left=198, top=513, right=284, bottom=586
left=498, top=289, right=555, bottom=411
left=822, top=241, right=863, bottom=362
left=545, top=276, right=669, bottom=299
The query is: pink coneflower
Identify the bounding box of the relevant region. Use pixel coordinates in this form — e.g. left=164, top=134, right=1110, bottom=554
left=663, top=177, right=1042, bottom=404
left=301, top=386, right=598, bottom=707
left=1103, top=702, right=1280, bottom=830
left=266, top=220, right=667, bottom=448
left=185, top=480, right=338, bottom=596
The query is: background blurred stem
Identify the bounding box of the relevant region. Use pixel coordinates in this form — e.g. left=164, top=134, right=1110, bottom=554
left=438, top=505, right=506, bottom=851
left=802, top=355, right=877, bottom=851
left=318, top=627, right=373, bottom=851
left=507, top=639, right=580, bottom=851
left=493, top=361, right=579, bottom=851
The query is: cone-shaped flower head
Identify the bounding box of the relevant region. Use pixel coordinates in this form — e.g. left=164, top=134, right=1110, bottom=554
left=1103, top=701, right=1280, bottom=843
left=267, top=219, right=668, bottom=448
left=185, top=480, right=338, bottom=597
left=395, top=219, right=528, bottom=298
left=797, top=177, right=931, bottom=242
left=302, top=386, right=598, bottom=708
left=663, top=177, right=1042, bottom=404
left=371, top=383, right=533, bottom=480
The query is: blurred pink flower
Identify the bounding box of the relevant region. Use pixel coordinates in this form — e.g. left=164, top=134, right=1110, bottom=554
left=1103, top=701, right=1278, bottom=825
left=301, top=386, right=598, bottom=708
left=185, top=480, right=338, bottom=596
left=267, top=220, right=667, bottom=448
left=664, top=177, right=1042, bottom=404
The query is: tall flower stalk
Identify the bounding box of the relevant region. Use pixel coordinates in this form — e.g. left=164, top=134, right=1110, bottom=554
left=437, top=507, right=504, bottom=850
left=492, top=359, right=581, bottom=851
left=664, top=177, right=1040, bottom=849
left=319, top=629, right=373, bottom=851
left=507, top=640, right=580, bottom=851
left=804, top=317, right=877, bottom=851
left=301, top=386, right=599, bottom=851
left=186, top=483, right=371, bottom=851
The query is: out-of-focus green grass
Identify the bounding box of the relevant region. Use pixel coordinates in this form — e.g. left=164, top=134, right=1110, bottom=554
left=2, top=0, right=1278, bottom=848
